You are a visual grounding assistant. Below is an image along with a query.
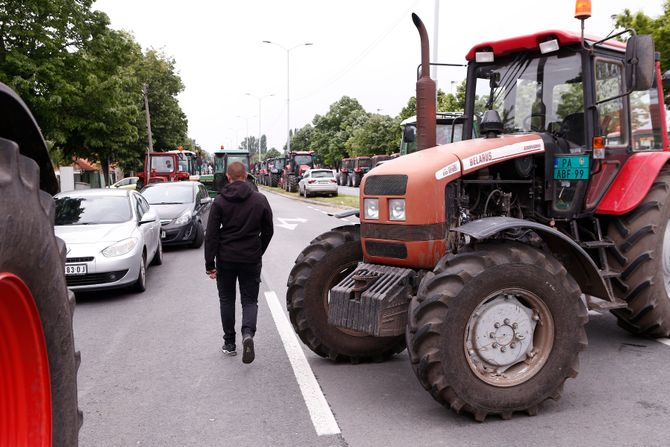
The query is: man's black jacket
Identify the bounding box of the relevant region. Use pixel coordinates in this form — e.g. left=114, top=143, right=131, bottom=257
left=204, top=181, right=273, bottom=270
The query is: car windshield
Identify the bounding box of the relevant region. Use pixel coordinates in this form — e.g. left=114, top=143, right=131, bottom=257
left=311, top=170, right=334, bottom=178
left=55, top=196, right=132, bottom=225
left=294, top=155, right=313, bottom=166
left=142, top=185, right=194, bottom=204
left=150, top=155, right=175, bottom=173
left=474, top=50, right=583, bottom=141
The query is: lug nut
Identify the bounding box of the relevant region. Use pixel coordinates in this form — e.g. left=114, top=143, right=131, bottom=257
left=512, top=322, right=518, bottom=329
left=528, top=350, right=536, bottom=358
left=492, top=342, right=499, bottom=348
left=504, top=318, right=510, bottom=325
left=532, top=313, right=540, bottom=321
left=510, top=342, right=516, bottom=349
left=489, top=332, right=495, bottom=338
left=500, top=346, right=507, bottom=353
left=494, top=322, right=501, bottom=328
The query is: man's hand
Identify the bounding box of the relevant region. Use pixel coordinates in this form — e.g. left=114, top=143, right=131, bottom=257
left=206, top=269, right=217, bottom=279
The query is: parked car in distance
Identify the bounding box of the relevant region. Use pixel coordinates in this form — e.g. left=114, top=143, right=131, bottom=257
left=54, top=189, right=162, bottom=293
left=110, top=176, right=139, bottom=190
left=140, top=181, right=212, bottom=248
left=298, top=169, right=338, bottom=198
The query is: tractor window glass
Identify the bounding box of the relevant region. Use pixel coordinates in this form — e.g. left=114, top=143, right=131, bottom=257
left=214, top=155, right=225, bottom=173
left=151, top=156, right=175, bottom=173
left=227, top=155, right=249, bottom=170
left=595, top=59, right=628, bottom=146
left=474, top=51, right=583, bottom=142
left=294, top=155, right=313, bottom=166
left=629, top=87, right=664, bottom=151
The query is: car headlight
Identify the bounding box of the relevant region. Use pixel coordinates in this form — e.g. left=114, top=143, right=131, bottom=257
left=389, top=199, right=406, bottom=221
left=102, top=238, right=138, bottom=257
left=364, top=198, right=379, bottom=220
left=173, top=210, right=192, bottom=226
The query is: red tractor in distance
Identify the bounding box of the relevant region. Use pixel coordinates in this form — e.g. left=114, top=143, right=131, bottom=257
left=286, top=3, right=668, bottom=421
left=339, top=156, right=373, bottom=187
left=280, top=151, right=315, bottom=192
left=137, top=151, right=193, bottom=189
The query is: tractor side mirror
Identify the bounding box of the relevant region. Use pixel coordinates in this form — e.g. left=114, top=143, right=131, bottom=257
left=662, top=70, right=670, bottom=89
left=626, top=35, right=655, bottom=91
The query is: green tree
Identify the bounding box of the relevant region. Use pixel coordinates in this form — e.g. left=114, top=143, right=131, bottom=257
left=291, top=124, right=313, bottom=151
left=260, top=134, right=267, bottom=154
left=346, top=114, right=400, bottom=156
left=616, top=3, right=670, bottom=102
left=310, top=96, right=367, bottom=166
left=399, top=96, right=416, bottom=120
left=263, top=148, right=281, bottom=160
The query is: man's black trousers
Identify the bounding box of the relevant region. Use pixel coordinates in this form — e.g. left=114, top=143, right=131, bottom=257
left=216, top=261, right=262, bottom=345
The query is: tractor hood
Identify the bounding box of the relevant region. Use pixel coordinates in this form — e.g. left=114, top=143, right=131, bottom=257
left=362, top=134, right=545, bottom=226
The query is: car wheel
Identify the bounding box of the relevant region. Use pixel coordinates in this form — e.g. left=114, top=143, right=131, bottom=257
left=150, top=240, right=163, bottom=266
left=131, top=252, right=147, bottom=293
left=191, top=223, right=205, bottom=249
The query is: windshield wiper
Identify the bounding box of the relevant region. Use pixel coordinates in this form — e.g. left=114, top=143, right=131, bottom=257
left=151, top=202, right=185, bottom=205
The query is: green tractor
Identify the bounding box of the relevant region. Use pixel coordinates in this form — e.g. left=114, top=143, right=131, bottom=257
left=200, top=148, right=257, bottom=197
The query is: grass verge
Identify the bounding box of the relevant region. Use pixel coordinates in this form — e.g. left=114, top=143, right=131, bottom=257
left=259, top=185, right=358, bottom=209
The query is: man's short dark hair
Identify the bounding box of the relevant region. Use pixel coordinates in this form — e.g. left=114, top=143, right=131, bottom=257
left=227, top=162, right=246, bottom=181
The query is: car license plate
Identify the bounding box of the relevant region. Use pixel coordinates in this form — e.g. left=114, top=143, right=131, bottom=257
left=161, top=231, right=166, bottom=239
left=65, top=264, right=87, bottom=275
left=553, top=155, right=589, bottom=180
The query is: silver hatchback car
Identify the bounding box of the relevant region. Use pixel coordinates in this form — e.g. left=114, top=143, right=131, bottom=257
left=54, top=189, right=162, bottom=293
left=298, top=169, right=338, bottom=198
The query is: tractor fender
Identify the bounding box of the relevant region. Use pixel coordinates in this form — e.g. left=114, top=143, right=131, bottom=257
left=596, top=152, right=670, bottom=215
left=0, top=82, right=59, bottom=195
left=453, top=216, right=612, bottom=301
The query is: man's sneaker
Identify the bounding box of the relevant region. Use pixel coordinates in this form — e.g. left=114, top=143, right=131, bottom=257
left=242, top=335, right=255, bottom=364
left=221, top=343, right=237, bottom=356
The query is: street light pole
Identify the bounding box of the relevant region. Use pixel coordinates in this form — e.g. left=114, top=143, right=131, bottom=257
left=245, top=93, right=274, bottom=158
left=262, top=40, right=313, bottom=154
left=236, top=115, right=256, bottom=150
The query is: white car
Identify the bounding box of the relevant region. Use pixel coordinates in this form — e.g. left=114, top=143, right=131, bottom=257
left=54, top=189, right=162, bottom=293
left=298, top=169, right=339, bottom=198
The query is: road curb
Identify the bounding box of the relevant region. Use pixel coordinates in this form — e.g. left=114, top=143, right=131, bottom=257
left=258, top=185, right=357, bottom=210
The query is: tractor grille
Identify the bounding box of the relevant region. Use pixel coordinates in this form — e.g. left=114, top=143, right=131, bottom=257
left=66, top=257, right=94, bottom=263
left=364, top=175, right=407, bottom=196
left=66, top=270, right=129, bottom=287
left=365, top=241, right=407, bottom=259
left=361, top=223, right=446, bottom=241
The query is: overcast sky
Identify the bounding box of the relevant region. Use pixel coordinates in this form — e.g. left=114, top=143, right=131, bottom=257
left=93, top=0, right=663, bottom=153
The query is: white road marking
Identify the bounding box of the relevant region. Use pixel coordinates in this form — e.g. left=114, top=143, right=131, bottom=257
left=264, top=291, right=341, bottom=436
left=657, top=338, right=670, bottom=347
left=276, top=217, right=308, bottom=230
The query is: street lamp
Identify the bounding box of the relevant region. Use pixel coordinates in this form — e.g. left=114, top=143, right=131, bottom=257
left=262, top=40, right=313, bottom=154
left=245, top=93, right=274, bottom=157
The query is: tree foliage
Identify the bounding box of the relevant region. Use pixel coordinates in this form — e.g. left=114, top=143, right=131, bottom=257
left=346, top=114, right=400, bottom=156
left=263, top=148, right=281, bottom=160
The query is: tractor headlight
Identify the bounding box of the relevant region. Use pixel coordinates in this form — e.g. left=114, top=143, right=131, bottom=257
left=102, top=238, right=138, bottom=257
left=364, top=198, right=379, bottom=220
left=389, top=199, right=406, bottom=221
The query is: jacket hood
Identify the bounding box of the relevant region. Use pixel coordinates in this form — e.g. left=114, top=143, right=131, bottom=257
left=222, top=180, right=253, bottom=202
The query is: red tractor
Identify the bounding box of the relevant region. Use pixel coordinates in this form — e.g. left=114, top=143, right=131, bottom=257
left=280, top=151, right=315, bottom=192
left=1, top=83, right=81, bottom=443
left=287, top=5, right=667, bottom=421
left=339, top=156, right=373, bottom=187
left=136, top=151, right=196, bottom=189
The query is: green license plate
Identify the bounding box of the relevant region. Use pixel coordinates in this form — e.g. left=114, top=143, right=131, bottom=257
left=553, top=155, right=590, bottom=180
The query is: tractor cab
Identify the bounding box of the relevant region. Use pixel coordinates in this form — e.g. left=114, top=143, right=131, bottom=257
left=400, top=112, right=474, bottom=155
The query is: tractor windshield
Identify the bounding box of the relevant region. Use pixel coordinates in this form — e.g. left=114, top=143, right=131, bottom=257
left=294, top=155, right=313, bottom=166
left=273, top=159, right=285, bottom=169
left=227, top=155, right=249, bottom=170
left=474, top=51, right=584, bottom=145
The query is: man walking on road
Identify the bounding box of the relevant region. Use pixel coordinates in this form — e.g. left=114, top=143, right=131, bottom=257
left=205, top=162, right=274, bottom=364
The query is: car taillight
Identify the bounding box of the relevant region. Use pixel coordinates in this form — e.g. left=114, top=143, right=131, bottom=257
left=308, top=180, right=316, bottom=184
left=330, top=179, right=337, bottom=183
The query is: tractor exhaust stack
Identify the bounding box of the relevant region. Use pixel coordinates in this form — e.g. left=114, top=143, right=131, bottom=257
left=412, top=13, right=437, bottom=150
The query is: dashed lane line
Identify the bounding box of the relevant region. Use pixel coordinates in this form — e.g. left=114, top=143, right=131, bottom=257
left=264, top=291, right=341, bottom=436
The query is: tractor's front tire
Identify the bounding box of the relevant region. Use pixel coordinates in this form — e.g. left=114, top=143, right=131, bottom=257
left=289, top=175, right=298, bottom=193
left=407, top=242, right=587, bottom=421
left=608, top=166, right=670, bottom=337
left=0, top=139, right=82, bottom=445
left=286, top=225, right=406, bottom=362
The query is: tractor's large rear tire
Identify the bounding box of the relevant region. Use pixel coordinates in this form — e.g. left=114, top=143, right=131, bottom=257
left=286, top=225, right=406, bottom=362
left=288, top=175, right=298, bottom=193
left=607, top=166, right=670, bottom=337
left=407, top=242, right=587, bottom=421
left=0, top=139, right=81, bottom=445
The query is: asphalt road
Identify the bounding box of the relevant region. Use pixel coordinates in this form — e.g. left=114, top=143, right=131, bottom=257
left=73, top=189, right=670, bottom=447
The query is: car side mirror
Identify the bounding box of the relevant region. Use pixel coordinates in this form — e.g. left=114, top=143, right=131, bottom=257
left=626, top=34, right=655, bottom=91
left=139, top=210, right=157, bottom=225
left=201, top=197, right=212, bottom=204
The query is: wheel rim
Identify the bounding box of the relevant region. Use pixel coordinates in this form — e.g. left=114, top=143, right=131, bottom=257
left=0, top=273, right=51, bottom=445
left=464, top=288, right=554, bottom=387
left=662, top=219, right=670, bottom=297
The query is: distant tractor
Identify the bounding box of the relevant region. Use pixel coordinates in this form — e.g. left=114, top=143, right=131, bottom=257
left=167, top=149, right=199, bottom=179
left=267, top=156, right=286, bottom=187
left=400, top=112, right=472, bottom=156
left=371, top=153, right=398, bottom=167
left=347, top=156, right=373, bottom=187
left=136, top=151, right=182, bottom=189
left=280, top=151, right=314, bottom=192
left=286, top=6, right=666, bottom=421
left=200, top=148, right=256, bottom=197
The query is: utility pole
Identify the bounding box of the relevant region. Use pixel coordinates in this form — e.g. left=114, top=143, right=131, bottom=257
left=432, top=0, right=440, bottom=92
left=142, top=83, right=153, bottom=183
